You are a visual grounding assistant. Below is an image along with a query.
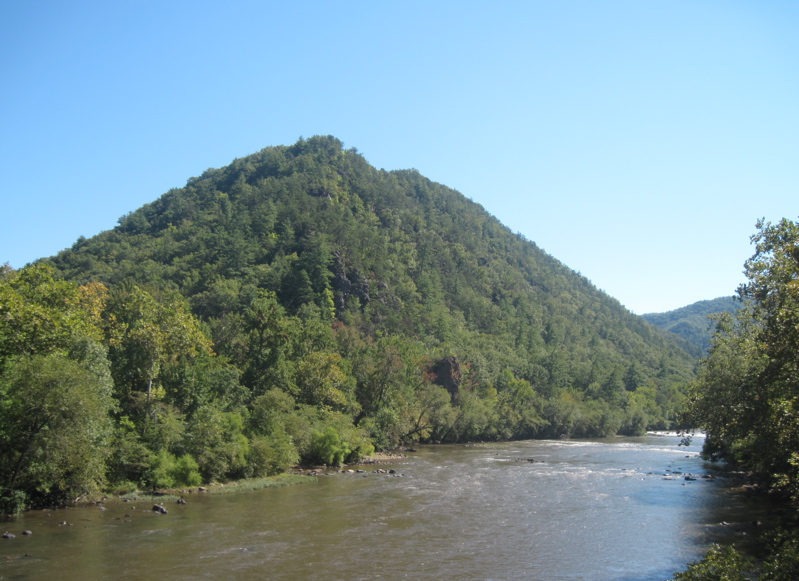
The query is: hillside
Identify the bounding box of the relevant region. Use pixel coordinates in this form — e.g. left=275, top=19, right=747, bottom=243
left=0, top=136, right=700, bottom=509
left=642, top=296, right=742, bottom=354
left=49, top=136, right=698, bottom=432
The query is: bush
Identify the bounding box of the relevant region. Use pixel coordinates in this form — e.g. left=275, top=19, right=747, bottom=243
left=147, top=449, right=176, bottom=490
left=0, top=489, right=27, bottom=515
left=305, top=427, right=351, bottom=466
left=172, top=454, right=202, bottom=487
left=186, top=407, right=250, bottom=481
left=761, top=529, right=799, bottom=581
left=146, top=450, right=202, bottom=489
left=248, top=431, right=299, bottom=476
left=673, top=544, right=753, bottom=581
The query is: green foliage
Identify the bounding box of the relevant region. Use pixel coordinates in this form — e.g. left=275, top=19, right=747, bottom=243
left=674, top=529, right=799, bottom=581
left=106, top=416, right=151, bottom=485
left=145, top=450, right=202, bottom=489
left=248, top=431, right=299, bottom=476
left=760, top=529, right=799, bottom=581
left=0, top=263, right=105, bottom=368
left=249, top=388, right=298, bottom=436
left=172, top=454, right=202, bottom=487
left=673, top=544, right=753, bottom=581
left=0, top=488, right=27, bottom=515
left=683, top=218, right=799, bottom=497
left=0, top=352, right=114, bottom=508
left=294, top=351, right=355, bottom=411
left=49, top=139, right=696, bottom=439
left=306, top=426, right=351, bottom=466
left=146, top=449, right=177, bottom=489
left=103, top=284, right=212, bottom=428
left=185, top=406, right=249, bottom=481
left=672, top=218, right=799, bottom=581
left=0, top=136, right=705, bottom=502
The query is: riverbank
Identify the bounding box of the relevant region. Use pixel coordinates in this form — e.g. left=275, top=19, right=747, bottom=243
left=115, top=473, right=318, bottom=503
left=109, top=453, right=408, bottom=504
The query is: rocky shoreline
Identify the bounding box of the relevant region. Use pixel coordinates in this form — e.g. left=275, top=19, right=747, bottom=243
left=289, top=450, right=408, bottom=476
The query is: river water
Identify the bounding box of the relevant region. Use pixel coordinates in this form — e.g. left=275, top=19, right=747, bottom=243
left=0, top=434, right=782, bottom=581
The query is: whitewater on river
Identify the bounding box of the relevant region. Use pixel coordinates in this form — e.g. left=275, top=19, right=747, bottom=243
left=0, top=433, right=783, bottom=580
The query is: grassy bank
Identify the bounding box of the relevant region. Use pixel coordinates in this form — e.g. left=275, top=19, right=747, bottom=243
left=118, top=473, right=317, bottom=502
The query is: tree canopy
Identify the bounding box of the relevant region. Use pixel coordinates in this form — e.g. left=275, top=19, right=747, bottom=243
left=672, top=217, right=799, bottom=581
left=684, top=218, right=799, bottom=497
left=2, top=136, right=700, bottom=510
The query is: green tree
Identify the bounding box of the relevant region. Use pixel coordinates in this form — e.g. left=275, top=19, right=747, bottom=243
left=0, top=352, right=114, bottom=511
left=185, top=406, right=249, bottom=481
left=684, top=218, right=799, bottom=496
left=0, top=263, right=106, bottom=368
left=305, top=426, right=351, bottom=466
left=240, top=292, right=294, bottom=394
left=294, top=351, right=354, bottom=411
left=104, top=285, right=212, bottom=435
left=403, top=384, right=455, bottom=442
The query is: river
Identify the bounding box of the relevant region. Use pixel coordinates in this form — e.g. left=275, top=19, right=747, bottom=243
left=0, top=434, right=782, bottom=580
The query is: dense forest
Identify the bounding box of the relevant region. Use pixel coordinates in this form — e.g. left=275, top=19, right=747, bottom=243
left=643, top=296, right=742, bottom=354
left=673, top=218, right=799, bottom=580
left=0, top=136, right=698, bottom=512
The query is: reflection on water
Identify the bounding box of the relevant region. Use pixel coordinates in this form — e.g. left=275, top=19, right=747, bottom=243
left=0, top=434, right=783, bottom=580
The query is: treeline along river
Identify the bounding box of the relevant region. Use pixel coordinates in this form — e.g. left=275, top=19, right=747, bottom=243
left=0, top=434, right=785, bottom=580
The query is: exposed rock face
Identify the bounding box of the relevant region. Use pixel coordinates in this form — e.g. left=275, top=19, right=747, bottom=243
left=332, top=250, right=371, bottom=311
left=430, top=355, right=462, bottom=399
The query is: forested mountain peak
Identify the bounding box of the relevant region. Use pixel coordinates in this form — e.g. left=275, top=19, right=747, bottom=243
left=50, top=135, right=697, bottom=433
left=1, top=136, right=699, bottom=509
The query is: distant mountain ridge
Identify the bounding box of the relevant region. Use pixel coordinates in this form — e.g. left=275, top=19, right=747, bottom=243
left=642, top=296, right=741, bottom=354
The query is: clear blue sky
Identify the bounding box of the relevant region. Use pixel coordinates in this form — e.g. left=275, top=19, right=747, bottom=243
left=1, top=1, right=796, bottom=314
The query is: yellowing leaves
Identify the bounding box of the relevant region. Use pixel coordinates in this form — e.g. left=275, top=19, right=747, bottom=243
left=295, top=351, right=351, bottom=410
left=0, top=264, right=106, bottom=361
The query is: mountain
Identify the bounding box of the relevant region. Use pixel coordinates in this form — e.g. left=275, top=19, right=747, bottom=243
left=48, top=136, right=698, bottom=431
left=642, top=297, right=742, bottom=354
left=0, top=136, right=701, bottom=505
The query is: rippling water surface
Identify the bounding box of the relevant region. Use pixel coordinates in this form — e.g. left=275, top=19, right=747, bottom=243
left=0, top=434, right=779, bottom=580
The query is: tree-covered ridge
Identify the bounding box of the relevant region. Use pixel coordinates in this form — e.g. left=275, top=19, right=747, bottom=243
left=2, top=136, right=697, bottom=511
left=642, top=296, right=742, bottom=354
